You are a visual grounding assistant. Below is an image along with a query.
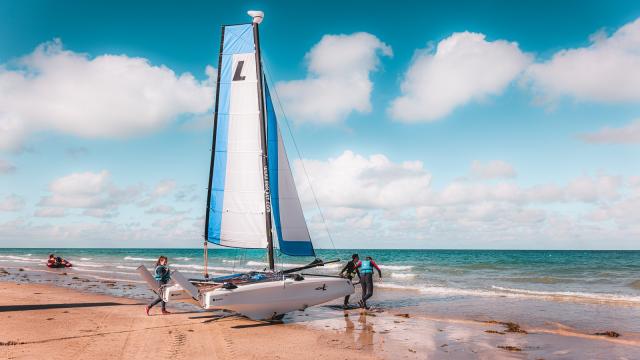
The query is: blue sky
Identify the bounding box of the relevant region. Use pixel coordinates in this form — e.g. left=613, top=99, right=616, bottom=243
left=0, top=0, right=639, bottom=249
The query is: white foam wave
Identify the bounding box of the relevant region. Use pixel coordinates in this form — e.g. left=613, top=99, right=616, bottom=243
left=379, top=265, right=414, bottom=271
left=391, top=273, right=417, bottom=279
left=80, top=257, right=93, bottom=261
left=116, top=265, right=138, bottom=270
left=176, top=257, right=193, bottom=261
left=374, top=283, right=640, bottom=305
left=0, top=255, right=42, bottom=263
left=491, top=286, right=640, bottom=304
left=123, top=256, right=157, bottom=261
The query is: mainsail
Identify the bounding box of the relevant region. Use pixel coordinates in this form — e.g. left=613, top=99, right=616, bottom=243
left=205, top=21, right=314, bottom=259
left=205, top=23, right=268, bottom=249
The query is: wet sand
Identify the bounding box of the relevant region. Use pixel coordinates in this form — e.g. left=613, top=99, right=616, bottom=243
left=1, top=279, right=639, bottom=359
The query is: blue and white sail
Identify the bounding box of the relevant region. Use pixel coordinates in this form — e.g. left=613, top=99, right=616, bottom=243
left=206, top=23, right=268, bottom=249
left=266, top=84, right=315, bottom=257
left=205, top=21, right=314, bottom=257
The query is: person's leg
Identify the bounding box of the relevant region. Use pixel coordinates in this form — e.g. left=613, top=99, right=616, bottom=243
left=362, top=273, right=373, bottom=308
left=365, top=273, right=374, bottom=301
left=148, top=296, right=162, bottom=309
left=159, top=280, right=170, bottom=313
left=343, top=294, right=350, bottom=306
left=359, top=276, right=367, bottom=307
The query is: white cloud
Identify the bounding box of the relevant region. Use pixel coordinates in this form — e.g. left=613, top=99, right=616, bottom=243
left=470, top=160, right=516, bottom=179
left=292, top=150, right=638, bottom=249
left=294, top=150, right=431, bottom=209
left=0, top=159, right=16, bottom=174
left=0, top=194, right=25, bottom=211
left=389, top=32, right=531, bottom=122
left=276, top=32, right=392, bottom=123
left=580, top=119, right=640, bottom=144
left=0, top=39, right=214, bottom=151
left=526, top=18, right=640, bottom=103
left=38, top=170, right=141, bottom=214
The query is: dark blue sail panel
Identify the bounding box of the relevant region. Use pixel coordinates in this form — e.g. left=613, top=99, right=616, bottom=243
left=266, top=84, right=315, bottom=257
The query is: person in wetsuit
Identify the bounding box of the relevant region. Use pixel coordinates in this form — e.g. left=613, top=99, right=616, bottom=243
left=145, top=256, right=171, bottom=315
left=339, top=253, right=360, bottom=308
left=356, top=256, right=382, bottom=309
left=47, top=254, right=57, bottom=267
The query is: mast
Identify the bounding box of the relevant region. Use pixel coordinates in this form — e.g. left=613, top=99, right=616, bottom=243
left=250, top=11, right=275, bottom=271
left=202, top=24, right=226, bottom=279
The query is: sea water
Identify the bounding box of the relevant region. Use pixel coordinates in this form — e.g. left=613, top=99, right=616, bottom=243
left=1, top=248, right=639, bottom=334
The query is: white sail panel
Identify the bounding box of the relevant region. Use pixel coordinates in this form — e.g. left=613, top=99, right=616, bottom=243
left=206, top=24, right=268, bottom=249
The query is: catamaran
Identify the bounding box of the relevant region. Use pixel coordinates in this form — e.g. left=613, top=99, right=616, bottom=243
left=138, top=10, right=354, bottom=320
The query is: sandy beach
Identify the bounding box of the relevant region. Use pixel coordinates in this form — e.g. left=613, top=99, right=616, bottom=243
left=1, top=279, right=639, bottom=359
left=0, top=281, right=380, bottom=360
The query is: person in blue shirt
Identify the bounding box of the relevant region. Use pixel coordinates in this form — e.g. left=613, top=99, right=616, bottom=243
left=355, top=256, right=382, bottom=309
left=145, top=256, right=171, bottom=315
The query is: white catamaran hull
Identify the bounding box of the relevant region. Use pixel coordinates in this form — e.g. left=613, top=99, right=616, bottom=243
left=164, top=276, right=354, bottom=320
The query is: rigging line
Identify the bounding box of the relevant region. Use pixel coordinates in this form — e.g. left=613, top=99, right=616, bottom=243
left=262, top=59, right=337, bottom=252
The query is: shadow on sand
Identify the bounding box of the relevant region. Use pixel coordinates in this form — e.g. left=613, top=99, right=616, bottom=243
left=0, top=302, right=137, bottom=312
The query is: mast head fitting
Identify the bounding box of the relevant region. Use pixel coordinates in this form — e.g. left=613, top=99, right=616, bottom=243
left=247, top=10, right=264, bottom=24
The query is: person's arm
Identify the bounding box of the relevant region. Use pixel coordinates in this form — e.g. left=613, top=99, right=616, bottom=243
left=371, top=260, right=382, bottom=278
left=355, top=261, right=361, bottom=277
left=339, top=262, right=348, bottom=276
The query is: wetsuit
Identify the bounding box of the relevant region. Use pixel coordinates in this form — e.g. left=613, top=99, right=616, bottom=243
left=339, top=260, right=360, bottom=306
left=356, top=259, right=382, bottom=308
left=148, top=265, right=171, bottom=311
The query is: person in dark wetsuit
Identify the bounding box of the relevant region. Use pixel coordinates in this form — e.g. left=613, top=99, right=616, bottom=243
left=356, top=256, right=382, bottom=309
left=145, top=256, right=171, bottom=316
left=47, top=254, right=57, bottom=267
left=339, top=254, right=360, bottom=308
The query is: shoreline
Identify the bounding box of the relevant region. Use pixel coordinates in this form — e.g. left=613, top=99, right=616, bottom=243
left=2, top=281, right=639, bottom=359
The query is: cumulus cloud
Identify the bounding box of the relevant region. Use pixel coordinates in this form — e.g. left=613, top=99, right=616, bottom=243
left=0, top=159, right=16, bottom=174
left=0, top=194, right=25, bottom=211
left=292, top=150, right=638, bottom=248
left=276, top=32, right=392, bottom=123
left=0, top=39, right=214, bottom=151
left=37, top=170, right=142, bottom=216
left=526, top=18, right=640, bottom=103
left=580, top=119, right=640, bottom=144
left=470, top=160, right=516, bottom=179
left=294, top=150, right=431, bottom=208
left=389, top=32, right=532, bottom=122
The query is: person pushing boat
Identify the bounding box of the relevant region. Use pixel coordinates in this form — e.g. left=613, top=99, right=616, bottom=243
left=145, top=256, right=171, bottom=315
left=356, top=256, right=382, bottom=309
left=339, top=254, right=360, bottom=308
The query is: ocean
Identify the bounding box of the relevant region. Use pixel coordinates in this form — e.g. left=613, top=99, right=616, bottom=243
left=1, top=248, right=639, bottom=334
